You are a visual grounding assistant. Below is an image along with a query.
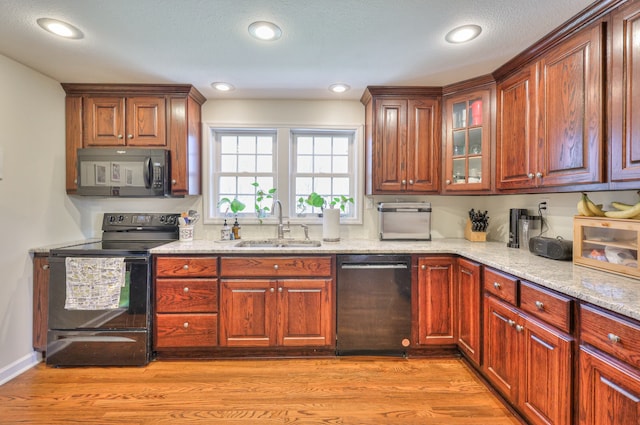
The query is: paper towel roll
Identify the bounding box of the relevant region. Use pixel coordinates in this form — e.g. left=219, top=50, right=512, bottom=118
left=322, top=208, right=340, bottom=242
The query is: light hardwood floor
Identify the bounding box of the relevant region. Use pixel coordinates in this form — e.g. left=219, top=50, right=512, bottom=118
left=0, top=357, right=521, bottom=424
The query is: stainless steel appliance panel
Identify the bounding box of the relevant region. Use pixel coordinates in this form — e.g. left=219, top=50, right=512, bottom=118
left=378, top=202, right=431, bottom=240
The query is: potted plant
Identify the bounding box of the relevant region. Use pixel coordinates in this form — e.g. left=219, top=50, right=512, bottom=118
left=217, top=197, right=246, bottom=239
left=297, top=192, right=354, bottom=242
left=251, top=182, right=277, bottom=223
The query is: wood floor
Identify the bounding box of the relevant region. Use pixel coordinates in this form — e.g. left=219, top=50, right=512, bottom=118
left=0, top=357, right=521, bottom=424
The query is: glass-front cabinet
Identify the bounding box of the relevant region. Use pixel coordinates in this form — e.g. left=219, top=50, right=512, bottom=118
left=443, top=89, right=491, bottom=192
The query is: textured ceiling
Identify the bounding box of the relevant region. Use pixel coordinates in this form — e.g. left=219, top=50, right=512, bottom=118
left=0, top=0, right=595, bottom=100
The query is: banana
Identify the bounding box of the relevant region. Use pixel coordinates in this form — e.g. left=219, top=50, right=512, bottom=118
left=583, top=193, right=606, bottom=216
left=611, top=201, right=634, bottom=211
left=577, top=193, right=594, bottom=216
left=604, top=201, right=640, bottom=218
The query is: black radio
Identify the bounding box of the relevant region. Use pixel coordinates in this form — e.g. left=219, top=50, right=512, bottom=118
left=529, top=236, right=573, bottom=261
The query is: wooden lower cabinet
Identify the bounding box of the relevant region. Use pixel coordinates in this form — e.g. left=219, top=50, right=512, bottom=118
left=416, top=256, right=455, bottom=346
left=219, top=278, right=333, bottom=348
left=455, top=258, right=482, bottom=366
left=483, top=294, right=573, bottom=425
left=579, top=346, right=640, bottom=425
left=32, top=254, right=50, bottom=352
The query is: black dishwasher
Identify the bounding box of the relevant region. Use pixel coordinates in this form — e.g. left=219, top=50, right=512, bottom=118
left=336, top=254, right=412, bottom=356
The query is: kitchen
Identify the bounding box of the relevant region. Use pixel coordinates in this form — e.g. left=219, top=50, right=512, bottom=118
left=2, top=0, right=640, bottom=423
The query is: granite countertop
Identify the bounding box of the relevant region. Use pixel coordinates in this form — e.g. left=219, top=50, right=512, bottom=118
left=152, top=238, right=640, bottom=322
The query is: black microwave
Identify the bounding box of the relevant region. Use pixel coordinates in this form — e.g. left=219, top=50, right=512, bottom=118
left=76, top=148, right=170, bottom=197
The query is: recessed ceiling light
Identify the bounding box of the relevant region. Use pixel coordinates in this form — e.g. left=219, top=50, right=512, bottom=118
left=248, top=21, right=282, bottom=41
left=329, top=83, right=350, bottom=94
left=211, top=82, right=235, bottom=92
left=37, top=18, right=84, bottom=39
left=445, top=24, right=482, bottom=44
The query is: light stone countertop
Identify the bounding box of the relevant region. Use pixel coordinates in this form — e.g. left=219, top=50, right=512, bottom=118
left=152, top=237, right=640, bottom=322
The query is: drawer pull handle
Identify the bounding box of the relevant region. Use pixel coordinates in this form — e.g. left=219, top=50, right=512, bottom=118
left=493, top=282, right=501, bottom=290
left=535, top=301, right=544, bottom=310
left=42, top=264, right=50, bottom=270
left=270, top=287, right=275, bottom=293
left=182, top=264, right=189, bottom=270
left=183, top=322, right=189, bottom=328
left=278, top=287, right=283, bottom=293
left=515, top=325, right=524, bottom=332
left=274, top=264, right=279, bottom=270
left=507, top=319, right=516, bottom=327
left=607, top=333, right=621, bottom=344
left=183, top=287, right=189, bottom=293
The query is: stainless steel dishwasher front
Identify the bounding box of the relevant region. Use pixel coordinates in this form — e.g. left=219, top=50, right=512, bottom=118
left=336, top=254, right=412, bottom=356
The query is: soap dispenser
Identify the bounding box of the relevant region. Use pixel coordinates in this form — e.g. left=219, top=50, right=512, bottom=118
left=232, top=218, right=241, bottom=240
left=221, top=219, right=231, bottom=240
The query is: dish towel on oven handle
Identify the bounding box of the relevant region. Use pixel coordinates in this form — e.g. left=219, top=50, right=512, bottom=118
left=65, top=257, right=126, bottom=310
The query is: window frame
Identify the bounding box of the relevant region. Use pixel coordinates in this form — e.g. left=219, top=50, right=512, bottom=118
left=204, top=124, right=363, bottom=226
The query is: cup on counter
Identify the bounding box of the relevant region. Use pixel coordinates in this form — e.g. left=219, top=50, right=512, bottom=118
left=179, top=225, right=194, bottom=242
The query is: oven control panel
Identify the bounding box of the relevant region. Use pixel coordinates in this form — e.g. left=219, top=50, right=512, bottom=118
left=102, top=212, right=180, bottom=230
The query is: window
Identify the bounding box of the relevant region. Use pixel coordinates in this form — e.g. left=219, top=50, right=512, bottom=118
left=293, top=130, right=355, bottom=216
left=206, top=126, right=360, bottom=224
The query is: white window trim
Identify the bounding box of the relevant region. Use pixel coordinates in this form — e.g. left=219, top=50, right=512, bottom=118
left=203, top=123, right=363, bottom=226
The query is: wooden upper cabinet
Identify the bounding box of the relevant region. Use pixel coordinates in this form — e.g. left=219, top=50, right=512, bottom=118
left=84, top=96, right=166, bottom=147
left=611, top=1, right=640, bottom=183
left=497, top=23, right=604, bottom=190
left=62, top=84, right=205, bottom=196
left=361, top=87, right=441, bottom=194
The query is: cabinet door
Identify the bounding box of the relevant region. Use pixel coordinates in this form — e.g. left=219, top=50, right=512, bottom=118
left=496, top=65, right=538, bottom=190
left=579, top=346, right=640, bottom=425
left=372, top=98, right=407, bottom=192
left=443, top=90, right=491, bottom=192
left=168, top=95, right=202, bottom=195
left=417, top=257, right=455, bottom=345
left=278, top=279, right=334, bottom=347
left=406, top=98, right=440, bottom=192
left=536, top=24, right=603, bottom=187
left=520, top=317, right=573, bottom=425
left=32, top=255, right=49, bottom=352
left=611, top=2, right=640, bottom=182
left=456, top=258, right=481, bottom=366
left=483, top=294, right=521, bottom=402
left=83, top=96, right=126, bottom=146
left=125, top=96, right=166, bottom=146
left=219, top=279, right=277, bottom=347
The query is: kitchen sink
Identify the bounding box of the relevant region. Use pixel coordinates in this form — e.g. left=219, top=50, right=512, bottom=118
left=234, top=239, right=322, bottom=248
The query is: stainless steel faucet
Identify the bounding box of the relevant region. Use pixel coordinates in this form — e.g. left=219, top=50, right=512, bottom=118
left=274, top=200, right=290, bottom=239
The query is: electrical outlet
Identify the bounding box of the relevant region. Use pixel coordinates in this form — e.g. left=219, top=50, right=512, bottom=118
left=538, top=198, right=549, bottom=211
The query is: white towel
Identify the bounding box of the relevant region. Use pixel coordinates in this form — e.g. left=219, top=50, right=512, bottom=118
left=65, top=257, right=126, bottom=310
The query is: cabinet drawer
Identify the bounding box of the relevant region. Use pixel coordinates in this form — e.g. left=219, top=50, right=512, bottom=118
left=155, top=313, right=218, bottom=348
left=580, top=304, right=640, bottom=369
left=220, top=256, right=332, bottom=277
left=156, top=256, right=217, bottom=277
left=520, top=281, right=573, bottom=333
left=483, top=268, right=517, bottom=305
left=156, top=279, right=218, bottom=313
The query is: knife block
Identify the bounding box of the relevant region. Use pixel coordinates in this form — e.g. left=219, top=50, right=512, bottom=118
left=465, top=219, right=487, bottom=242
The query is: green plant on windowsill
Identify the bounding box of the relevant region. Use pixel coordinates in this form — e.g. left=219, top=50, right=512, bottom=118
left=251, top=182, right=277, bottom=223
left=217, top=197, right=246, bottom=217
left=297, top=192, right=354, bottom=215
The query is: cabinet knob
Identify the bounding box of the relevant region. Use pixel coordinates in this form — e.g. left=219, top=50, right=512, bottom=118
left=74, top=179, right=78, bottom=184
left=493, top=282, right=501, bottom=290
left=42, top=264, right=50, bottom=270
left=421, top=265, right=426, bottom=270
left=402, top=179, right=407, bottom=185
left=536, top=172, right=543, bottom=178
left=183, top=287, right=189, bottom=293
left=118, top=134, right=123, bottom=139
left=446, top=179, right=451, bottom=185
left=409, top=179, right=414, bottom=185
left=182, top=264, right=189, bottom=270
left=607, top=333, right=621, bottom=344
left=183, top=322, right=189, bottom=328
left=273, top=264, right=279, bottom=270
left=528, top=173, right=534, bottom=179
left=515, top=324, right=524, bottom=332
left=269, top=287, right=275, bottom=293
left=127, top=134, right=133, bottom=139
left=278, top=287, right=283, bottom=293
left=507, top=319, right=516, bottom=327
left=172, top=179, right=177, bottom=185
left=535, top=301, right=544, bottom=310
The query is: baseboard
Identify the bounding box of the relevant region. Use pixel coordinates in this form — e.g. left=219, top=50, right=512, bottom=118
left=0, top=351, right=42, bottom=386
